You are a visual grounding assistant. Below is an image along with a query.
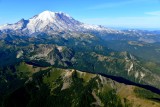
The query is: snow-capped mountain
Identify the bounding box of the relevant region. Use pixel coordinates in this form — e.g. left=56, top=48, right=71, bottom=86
left=0, top=11, right=118, bottom=35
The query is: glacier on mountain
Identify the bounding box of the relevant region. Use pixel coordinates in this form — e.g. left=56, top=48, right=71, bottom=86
left=0, top=10, right=119, bottom=35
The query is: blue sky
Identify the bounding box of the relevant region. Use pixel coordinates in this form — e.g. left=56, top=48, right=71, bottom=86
left=0, top=0, right=160, bottom=29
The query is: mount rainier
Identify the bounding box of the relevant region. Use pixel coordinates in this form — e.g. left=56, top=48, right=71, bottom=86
left=0, top=11, right=118, bottom=35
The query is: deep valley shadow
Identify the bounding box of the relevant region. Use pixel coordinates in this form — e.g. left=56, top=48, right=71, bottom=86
left=99, top=73, right=160, bottom=95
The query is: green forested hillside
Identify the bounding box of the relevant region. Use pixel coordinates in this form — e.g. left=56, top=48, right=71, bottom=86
left=0, top=63, right=160, bottom=107
left=0, top=34, right=160, bottom=90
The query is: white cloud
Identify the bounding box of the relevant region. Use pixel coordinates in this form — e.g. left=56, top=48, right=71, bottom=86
left=145, top=11, right=160, bottom=16
left=80, top=16, right=160, bottom=29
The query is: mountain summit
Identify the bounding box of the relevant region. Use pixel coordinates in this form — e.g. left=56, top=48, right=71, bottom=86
left=0, top=10, right=115, bottom=35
